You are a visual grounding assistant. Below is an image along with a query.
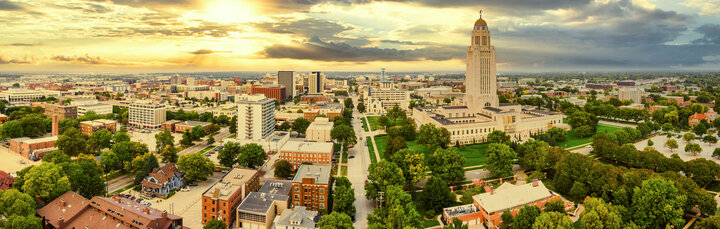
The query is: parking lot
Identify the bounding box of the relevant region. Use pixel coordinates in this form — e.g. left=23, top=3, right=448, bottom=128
left=0, top=145, right=41, bottom=173
left=128, top=129, right=182, bottom=152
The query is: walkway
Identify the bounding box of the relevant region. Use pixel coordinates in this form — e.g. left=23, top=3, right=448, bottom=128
left=363, top=115, right=383, bottom=163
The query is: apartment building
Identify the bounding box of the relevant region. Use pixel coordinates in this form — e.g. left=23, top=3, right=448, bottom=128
left=202, top=168, right=260, bottom=227
left=236, top=180, right=292, bottom=229
left=279, top=141, right=333, bottom=169
left=251, top=84, right=286, bottom=102
left=79, top=119, right=117, bottom=135
left=44, top=103, right=78, bottom=120
left=275, top=206, right=320, bottom=229
left=0, top=89, right=44, bottom=104
left=308, top=72, right=324, bottom=94
left=236, top=94, right=275, bottom=140
left=77, top=103, right=113, bottom=115
left=303, top=102, right=343, bottom=121
left=306, top=117, right=333, bottom=142
left=129, top=101, right=166, bottom=129
left=291, top=165, right=331, bottom=211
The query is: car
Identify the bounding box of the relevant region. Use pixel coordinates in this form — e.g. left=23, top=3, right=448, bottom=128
left=135, top=198, right=143, bottom=203
left=348, top=145, right=354, bottom=148
left=349, top=155, right=355, bottom=159
left=360, top=137, right=363, bottom=140
left=205, top=153, right=211, bottom=157
left=214, top=169, right=221, bottom=172
left=210, top=151, right=216, bottom=154
left=130, top=196, right=136, bottom=200
left=188, top=183, right=198, bottom=186
left=181, top=187, right=190, bottom=192
left=287, top=177, right=293, bottom=180
left=676, top=136, right=681, bottom=139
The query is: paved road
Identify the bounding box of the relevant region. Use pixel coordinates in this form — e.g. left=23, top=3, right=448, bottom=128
left=350, top=109, right=374, bottom=229
left=178, top=128, right=230, bottom=156
left=106, top=174, right=134, bottom=193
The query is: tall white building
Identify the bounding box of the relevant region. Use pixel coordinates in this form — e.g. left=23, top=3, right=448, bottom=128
left=236, top=94, right=276, bottom=140
left=465, top=12, right=499, bottom=110
left=308, top=72, right=324, bottom=94
left=129, top=101, right=166, bottom=129
left=619, top=87, right=644, bottom=103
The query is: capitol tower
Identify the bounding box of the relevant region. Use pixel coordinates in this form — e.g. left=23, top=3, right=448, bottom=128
left=465, top=10, right=499, bottom=111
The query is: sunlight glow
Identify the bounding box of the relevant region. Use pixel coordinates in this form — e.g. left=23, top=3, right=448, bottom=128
left=202, top=0, right=256, bottom=23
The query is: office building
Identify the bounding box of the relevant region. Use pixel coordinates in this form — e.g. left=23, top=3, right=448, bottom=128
left=279, top=141, right=334, bottom=169
left=278, top=71, right=294, bottom=98
left=291, top=165, right=331, bottom=211
left=236, top=94, right=275, bottom=140
left=251, top=84, right=286, bottom=102
left=77, top=103, right=113, bottom=116
left=44, top=103, right=78, bottom=120
left=308, top=72, right=323, bottom=94
left=129, top=101, right=167, bottom=129
left=236, top=180, right=292, bottom=229
left=306, top=117, right=333, bottom=142
left=202, top=168, right=260, bottom=227
left=618, top=87, right=644, bottom=103
left=0, top=89, right=44, bottom=104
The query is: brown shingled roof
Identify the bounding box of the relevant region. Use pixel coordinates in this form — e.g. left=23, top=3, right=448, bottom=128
left=0, top=170, right=14, bottom=190
left=148, top=164, right=180, bottom=184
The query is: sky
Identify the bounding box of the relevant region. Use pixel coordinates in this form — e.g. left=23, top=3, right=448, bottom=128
left=0, top=0, right=719, bottom=73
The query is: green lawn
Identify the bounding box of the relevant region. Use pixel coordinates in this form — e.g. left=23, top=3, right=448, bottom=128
left=367, top=138, right=377, bottom=164
left=197, top=145, right=216, bottom=154
left=557, top=124, right=623, bottom=149
left=365, top=116, right=403, bottom=131
left=340, top=166, right=347, bottom=177
left=341, top=152, right=348, bottom=164
left=374, top=135, right=489, bottom=167
left=422, top=218, right=440, bottom=228
left=362, top=117, right=370, bottom=132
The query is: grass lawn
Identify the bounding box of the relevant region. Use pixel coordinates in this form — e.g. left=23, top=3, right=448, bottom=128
left=365, top=116, right=403, bottom=131
left=341, top=153, right=348, bottom=163
left=374, top=135, right=489, bottom=167
left=340, top=166, right=347, bottom=177
left=367, top=138, right=377, bottom=164
left=422, top=218, right=440, bottom=228
left=557, top=124, right=623, bottom=149
left=197, top=145, right=216, bottom=154
left=362, top=117, right=370, bottom=132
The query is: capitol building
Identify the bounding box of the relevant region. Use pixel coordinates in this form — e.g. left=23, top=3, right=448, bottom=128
left=412, top=12, right=564, bottom=144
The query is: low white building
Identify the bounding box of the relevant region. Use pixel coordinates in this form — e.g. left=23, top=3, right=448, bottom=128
left=77, top=103, right=113, bottom=116
left=0, top=89, right=44, bottom=104
left=306, top=117, right=333, bottom=142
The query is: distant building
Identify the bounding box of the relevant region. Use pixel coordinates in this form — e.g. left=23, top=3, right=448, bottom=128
left=161, top=120, right=183, bottom=132
left=0, top=170, right=14, bottom=190
left=129, top=102, right=166, bottom=129
left=140, top=164, right=185, bottom=198
left=44, top=103, right=78, bottom=120
left=303, top=102, right=343, bottom=121
left=202, top=168, right=260, bottom=227
left=174, top=121, right=212, bottom=133
left=292, top=165, right=331, bottom=211
left=689, top=113, right=709, bottom=127
left=618, top=87, right=644, bottom=103
left=306, top=117, right=333, bottom=142
left=0, top=89, right=44, bottom=104
left=9, top=115, right=59, bottom=161
left=467, top=180, right=562, bottom=228
left=251, top=84, right=287, bottom=102
left=275, top=206, right=320, bottom=229
left=77, top=103, right=113, bottom=116
left=649, top=105, right=667, bottom=114
left=585, top=84, right=614, bottom=90
left=616, top=80, right=636, bottom=87
left=37, top=191, right=187, bottom=229
left=280, top=141, right=334, bottom=169
left=364, top=88, right=410, bottom=113
left=237, top=180, right=292, bottom=229
left=278, top=71, right=294, bottom=99
left=79, top=119, right=117, bottom=135
left=308, top=72, right=324, bottom=94
left=662, top=85, right=678, bottom=92
left=236, top=94, right=276, bottom=140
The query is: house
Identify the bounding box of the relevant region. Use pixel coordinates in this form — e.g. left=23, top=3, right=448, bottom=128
left=141, top=164, right=185, bottom=198
left=689, top=113, right=709, bottom=127
left=467, top=180, right=562, bottom=228
left=274, top=206, right=320, bottom=229
left=0, top=170, right=14, bottom=190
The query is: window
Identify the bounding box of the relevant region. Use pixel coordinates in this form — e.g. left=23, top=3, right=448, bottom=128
left=319, top=196, right=324, bottom=201
left=319, top=204, right=325, bottom=209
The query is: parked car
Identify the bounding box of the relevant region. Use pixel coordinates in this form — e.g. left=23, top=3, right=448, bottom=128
left=205, top=153, right=211, bottom=157
left=210, top=151, right=216, bottom=154
left=188, top=183, right=198, bottom=186
left=349, top=155, right=355, bottom=159
left=348, top=145, right=354, bottom=148
left=135, top=198, right=143, bottom=203
left=214, top=169, right=221, bottom=172
left=181, top=187, right=190, bottom=192
left=287, top=177, right=293, bottom=180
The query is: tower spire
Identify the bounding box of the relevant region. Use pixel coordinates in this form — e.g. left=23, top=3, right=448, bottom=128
left=479, top=10, right=483, bottom=19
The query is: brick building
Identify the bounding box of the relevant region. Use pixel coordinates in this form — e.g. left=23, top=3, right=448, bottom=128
left=202, top=168, right=260, bottom=227
left=291, top=165, right=331, bottom=211
left=44, top=103, right=78, bottom=120
left=236, top=180, right=292, bottom=229
left=175, top=121, right=212, bottom=133
left=79, top=119, right=117, bottom=135
left=251, top=84, right=286, bottom=102
left=161, top=120, right=182, bottom=132
left=279, top=141, right=334, bottom=169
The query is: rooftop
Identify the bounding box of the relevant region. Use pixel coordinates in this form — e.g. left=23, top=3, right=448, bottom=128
left=293, top=165, right=331, bottom=184
left=281, top=141, right=333, bottom=154
left=472, top=181, right=556, bottom=214
left=443, top=204, right=479, bottom=218
left=237, top=180, right=292, bottom=214
left=178, top=120, right=211, bottom=126
left=203, top=168, right=258, bottom=200
left=276, top=206, right=320, bottom=228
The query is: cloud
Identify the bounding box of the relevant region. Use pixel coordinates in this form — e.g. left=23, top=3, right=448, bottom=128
left=256, top=0, right=592, bottom=14
left=262, top=36, right=464, bottom=62
left=0, top=55, right=35, bottom=64
left=682, top=0, right=720, bottom=16
left=92, top=0, right=198, bottom=8
left=3, top=43, right=41, bottom=46
left=93, top=22, right=243, bottom=38
left=694, top=24, right=720, bottom=45
left=188, top=49, right=231, bottom=55
left=252, top=18, right=371, bottom=46
left=0, top=0, right=23, bottom=11
left=51, top=54, right=128, bottom=65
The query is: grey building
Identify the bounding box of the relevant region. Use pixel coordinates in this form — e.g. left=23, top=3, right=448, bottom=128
left=275, top=206, right=320, bottom=229
left=278, top=71, right=294, bottom=99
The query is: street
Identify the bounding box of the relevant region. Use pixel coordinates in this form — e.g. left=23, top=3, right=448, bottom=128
left=349, top=101, right=374, bottom=228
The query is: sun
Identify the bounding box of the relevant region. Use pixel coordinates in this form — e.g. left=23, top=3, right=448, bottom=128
left=202, top=0, right=256, bottom=23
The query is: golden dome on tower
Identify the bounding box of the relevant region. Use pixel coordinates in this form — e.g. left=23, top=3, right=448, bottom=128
left=474, top=18, right=487, bottom=26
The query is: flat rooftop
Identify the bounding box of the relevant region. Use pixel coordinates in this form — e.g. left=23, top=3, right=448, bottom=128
left=178, top=120, right=211, bottom=126
left=203, top=168, right=258, bottom=200
left=281, top=141, right=333, bottom=154
left=293, top=165, right=331, bottom=185
left=237, top=180, right=292, bottom=214
left=443, top=204, right=479, bottom=218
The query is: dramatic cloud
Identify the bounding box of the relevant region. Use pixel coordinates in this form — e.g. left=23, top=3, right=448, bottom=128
left=3, top=43, right=41, bottom=46
left=252, top=18, right=370, bottom=46
left=0, top=55, right=35, bottom=64
left=0, top=0, right=23, bottom=11
left=188, top=49, right=231, bottom=55
left=93, top=22, right=243, bottom=38
left=682, top=0, right=720, bottom=16
left=257, top=0, right=592, bottom=13
left=92, top=0, right=198, bottom=8
left=695, top=24, right=720, bottom=45
left=51, top=54, right=126, bottom=65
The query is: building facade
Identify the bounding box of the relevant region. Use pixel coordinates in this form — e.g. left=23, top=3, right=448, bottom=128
left=44, top=103, right=78, bottom=120
left=129, top=102, right=167, bottom=129
left=77, top=103, right=113, bottom=116
left=236, top=94, right=276, bottom=140
left=140, top=164, right=185, bottom=198
left=236, top=180, right=292, bottom=229
left=618, top=87, right=644, bottom=104
left=251, top=85, right=287, bottom=102
left=306, top=117, right=333, bottom=142
left=291, top=165, right=331, bottom=211
left=275, top=206, right=320, bottom=229
left=308, top=72, right=323, bottom=94
left=79, top=119, right=117, bottom=135
left=202, top=168, right=260, bottom=227
left=279, top=141, right=334, bottom=169
left=278, top=71, right=294, bottom=99
left=0, top=89, right=44, bottom=104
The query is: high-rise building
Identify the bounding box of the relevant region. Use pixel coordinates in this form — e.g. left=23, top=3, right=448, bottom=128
left=186, top=77, right=196, bottom=86
left=308, top=72, right=323, bottom=94
left=129, top=101, right=166, bottom=129
left=236, top=94, right=275, bottom=140
left=44, top=103, right=77, bottom=120
left=278, top=71, right=294, bottom=99
left=465, top=11, right=499, bottom=110
left=619, top=87, right=644, bottom=103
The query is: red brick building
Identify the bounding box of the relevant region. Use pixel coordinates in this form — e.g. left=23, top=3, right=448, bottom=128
left=291, top=165, right=331, bottom=211
left=201, top=168, right=260, bottom=226
left=79, top=119, right=117, bottom=135
left=251, top=85, right=286, bottom=102
left=279, top=141, right=334, bottom=169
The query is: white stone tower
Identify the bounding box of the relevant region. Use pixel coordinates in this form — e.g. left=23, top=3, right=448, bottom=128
left=465, top=10, right=499, bottom=111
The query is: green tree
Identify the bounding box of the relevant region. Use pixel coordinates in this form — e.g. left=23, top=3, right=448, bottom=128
left=273, top=160, right=293, bottom=178
left=229, top=115, right=237, bottom=134
left=207, top=135, right=215, bottom=145
left=516, top=139, right=550, bottom=171
left=158, top=144, right=178, bottom=163
left=683, top=132, right=696, bottom=143
left=42, top=151, right=71, bottom=164
left=576, top=125, right=596, bottom=138
left=714, top=148, right=720, bottom=159
left=631, top=178, right=686, bottom=228
left=662, top=123, right=673, bottom=133
left=21, top=114, right=46, bottom=137
left=532, top=212, right=573, bottom=229
left=279, top=121, right=291, bottom=130
left=191, top=125, right=206, bottom=141
left=112, top=141, right=149, bottom=165
left=486, top=143, right=517, bottom=177
left=487, top=130, right=511, bottom=144
left=333, top=184, right=357, bottom=217
left=218, top=142, right=241, bottom=167
left=384, top=136, right=407, bottom=158
left=501, top=210, right=514, bottom=229
left=665, top=139, right=678, bottom=152
left=0, top=120, right=24, bottom=139
left=100, top=150, right=121, bottom=170
left=704, top=135, right=718, bottom=145
left=428, top=147, right=466, bottom=185
left=685, top=142, right=702, bottom=155
left=180, top=130, right=193, bottom=147
left=568, top=111, right=598, bottom=130
left=65, top=157, right=106, bottom=198
left=22, top=163, right=72, bottom=203
left=367, top=185, right=422, bottom=229
left=544, top=199, right=566, bottom=213
left=318, top=212, right=354, bottom=229
left=546, top=127, right=566, bottom=142
left=694, top=122, right=708, bottom=136
left=580, top=197, right=622, bottom=229
left=331, top=124, right=357, bottom=152
left=344, top=97, right=354, bottom=109
left=357, top=102, right=366, bottom=113
left=113, top=130, right=131, bottom=143
left=514, top=205, right=541, bottom=229
left=206, top=123, right=221, bottom=134
left=87, top=129, right=112, bottom=153
left=696, top=215, right=720, bottom=228
left=443, top=218, right=469, bottom=229
left=393, top=149, right=428, bottom=190
left=417, top=123, right=451, bottom=150
left=56, top=127, right=87, bottom=156
left=421, top=177, right=456, bottom=213
left=238, top=143, right=266, bottom=169
left=365, top=160, right=404, bottom=199
left=203, top=219, right=227, bottom=229
left=0, top=189, right=36, bottom=220
left=125, top=153, right=159, bottom=185
left=177, top=153, right=214, bottom=182
left=292, top=117, right=310, bottom=135
left=647, top=139, right=654, bottom=146
left=155, top=130, right=175, bottom=150
left=685, top=158, right=720, bottom=187
left=4, top=215, right=42, bottom=229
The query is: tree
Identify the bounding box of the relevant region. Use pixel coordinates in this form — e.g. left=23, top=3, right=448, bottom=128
left=417, top=123, right=451, bottom=149
left=191, top=125, right=206, bottom=141
left=158, top=144, right=178, bottom=163
left=532, top=212, right=573, bottom=229
left=279, top=121, right=291, bottom=131
left=238, top=143, right=266, bottom=169
left=685, top=158, right=720, bottom=187
left=273, top=160, right=292, bottom=178
left=704, top=135, right=718, bottom=145
left=206, top=123, right=220, bottom=134
left=218, top=142, right=241, bottom=168
left=421, top=177, right=456, bottom=213
left=631, top=178, right=686, bottom=228
left=568, top=111, right=598, bottom=130
left=229, top=115, right=237, bottom=134
left=384, top=136, right=407, bottom=158
left=42, top=151, right=71, bottom=164
left=443, top=218, right=469, bottom=229
left=662, top=123, right=673, bottom=133
left=56, top=127, right=87, bottom=156
left=333, top=184, right=356, bottom=217
left=516, top=139, right=550, bottom=171
left=714, top=148, right=720, bottom=159
left=546, top=127, right=566, bottom=142
left=207, top=136, right=215, bottom=145
left=113, top=130, right=131, bottom=143
left=21, top=114, right=46, bottom=137
left=344, top=98, right=354, bottom=109
left=367, top=185, right=422, bottom=229
left=155, top=130, right=175, bottom=150
left=100, top=150, right=120, bottom=171
left=21, top=163, right=71, bottom=203
left=486, top=143, right=517, bottom=177
left=65, top=157, right=106, bottom=198
left=0, top=189, right=36, bottom=220
left=683, top=132, right=696, bottom=143
left=318, top=212, right=354, bottom=229
left=365, top=160, right=404, bottom=199
left=126, top=153, right=159, bottom=185
left=576, top=125, right=596, bottom=138
left=647, top=139, right=654, bottom=146
left=487, top=130, right=511, bottom=144
left=180, top=130, right=193, bottom=147
left=393, top=149, right=428, bottom=190
left=0, top=120, right=23, bottom=139
left=357, top=102, right=366, bottom=113
left=112, top=141, right=149, bottom=165
left=203, top=219, right=227, bottom=229
left=87, top=129, right=112, bottom=153
left=694, top=122, right=708, bottom=136
left=292, top=117, right=310, bottom=135
left=514, top=205, right=541, bottom=229
left=501, top=210, right=514, bottom=229
left=331, top=124, right=357, bottom=152
left=685, top=143, right=702, bottom=155
left=428, top=147, right=466, bottom=185
left=4, top=215, right=42, bottom=229
left=544, top=199, right=566, bottom=213
left=665, top=139, right=678, bottom=152
left=696, top=215, right=720, bottom=228
left=580, top=197, right=622, bottom=229
left=177, top=153, right=214, bottom=182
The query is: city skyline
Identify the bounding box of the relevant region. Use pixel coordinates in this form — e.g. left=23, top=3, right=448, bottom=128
left=1, top=0, right=719, bottom=73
